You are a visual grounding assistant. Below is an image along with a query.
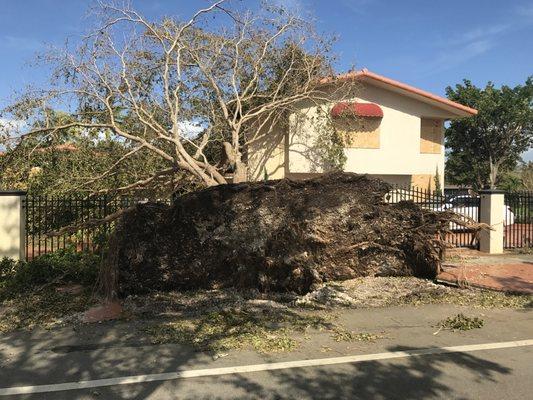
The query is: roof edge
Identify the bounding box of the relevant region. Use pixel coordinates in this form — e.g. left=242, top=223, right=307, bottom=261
left=324, top=69, right=478, bottom=116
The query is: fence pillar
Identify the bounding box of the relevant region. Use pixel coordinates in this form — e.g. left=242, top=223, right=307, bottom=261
left=479, top=189, right=505, bottom=254
left=0, top=191, right=26, bottom=260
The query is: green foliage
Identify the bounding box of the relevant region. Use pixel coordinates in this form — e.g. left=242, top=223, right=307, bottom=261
left=0, top=111, right=172, bottom=195
left=497, top=170, right=524, bottom=191
left=315, top=127, right=347, bottom=171
left=0, top=258, right=19, bottom=282
left=308, top=107, right=347, bottom=171
left=434, top=166, right=442, bottom=193
left=438, top=313, right=484, bottom=331
left=518, top=161, right=533, bottom=190
left=0, top=250, right=99, bottom=299
left=445, top=78, right=533, bottom=189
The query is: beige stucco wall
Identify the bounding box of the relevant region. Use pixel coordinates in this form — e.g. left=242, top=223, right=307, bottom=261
left=247, top=121, right=286, bottom=181
left=248, top=82, right=449, bottom=187
left=287, top=83, right=445, bottom=187
left=0, top=193, right=26, bottom=260
left=370, top=174, right=412, bottom=187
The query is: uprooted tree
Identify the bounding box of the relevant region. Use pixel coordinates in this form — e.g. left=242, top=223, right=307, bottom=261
left=99, top=173, right=481, bottom=298
left=1, top=0, right=355, bottom=194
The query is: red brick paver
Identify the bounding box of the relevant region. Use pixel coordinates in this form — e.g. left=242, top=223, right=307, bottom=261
left=438, top=262, right=533, bottom=294
left=83, top=301, right=123, bottom=323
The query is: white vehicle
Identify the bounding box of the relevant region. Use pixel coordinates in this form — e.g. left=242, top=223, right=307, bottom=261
left=440, top=195, right=515, bottom=229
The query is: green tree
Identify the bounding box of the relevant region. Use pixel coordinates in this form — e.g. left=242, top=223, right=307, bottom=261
left=445, top=78, right=533, bottom=189
left=0, top=110, right=175, bottom=195
left=520, top=161, right=533, bottom=190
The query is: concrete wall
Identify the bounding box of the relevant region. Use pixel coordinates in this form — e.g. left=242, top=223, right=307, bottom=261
left=479, top=190, right=505, bottom=254
left=0, top=192, right=26, bottom=260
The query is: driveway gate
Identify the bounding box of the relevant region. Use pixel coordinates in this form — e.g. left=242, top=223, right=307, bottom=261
left=504, top=191, right=533, bottom=249
left=387, top=187, right=480, bottom=248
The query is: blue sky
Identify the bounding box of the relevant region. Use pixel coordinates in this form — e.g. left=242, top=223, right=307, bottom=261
left=1, top=0, right=532, bottom=156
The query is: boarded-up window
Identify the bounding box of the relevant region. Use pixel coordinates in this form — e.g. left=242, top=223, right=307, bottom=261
left=420, top=118, right=443, bottom=154
left=411, top=174, right=435, bottom=190
left=335, top=118, right=381, bottom=149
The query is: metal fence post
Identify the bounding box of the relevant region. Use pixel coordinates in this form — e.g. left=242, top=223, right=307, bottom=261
left=479, top=189, right=505, bottom=254
left=0, top=191, right=27, bottom=260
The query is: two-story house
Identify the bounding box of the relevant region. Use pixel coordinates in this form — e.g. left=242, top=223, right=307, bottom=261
left=247, top=69, right=477, bottom=190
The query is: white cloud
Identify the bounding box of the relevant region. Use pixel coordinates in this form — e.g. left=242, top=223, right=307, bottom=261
left=522, top=148, right=533, bottom=162
left=417, top=39, right=493, bottom=77
left=516, top=3, right=533, bottom=18
left=453, top=24, right=511, bottom=44
left=418, top=21, right=515, bottom=77
left=0, top=118, right=26, bottom=133
left=178, top=121, right=205, bottom=138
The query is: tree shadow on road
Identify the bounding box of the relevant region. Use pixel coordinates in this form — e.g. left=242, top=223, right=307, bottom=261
left=212, top=345, right=512, bottom=400
left=0, top=318, right=514, bottom=399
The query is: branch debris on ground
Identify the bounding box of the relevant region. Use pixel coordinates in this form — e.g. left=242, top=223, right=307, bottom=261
left=1, top=277, right=530, bottom=335
left=437, top=313, right=485, bottom=331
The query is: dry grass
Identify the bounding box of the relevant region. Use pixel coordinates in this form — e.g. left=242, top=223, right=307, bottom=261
left=337, top=277, right=532, bottom=309
left=330, top=327, right=383, bottom=343
left=0, top=288, right=93, bottom=333
left=1, top=277, right=530, bottom=339
left=144, top=308, right=334, bottom=353
left=143, top=306, right=383, bottom=353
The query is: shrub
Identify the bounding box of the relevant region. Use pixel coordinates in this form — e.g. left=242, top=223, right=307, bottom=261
left=0, top=257, right=20, bottom=282
left=0, top=250, right=99, bottom=298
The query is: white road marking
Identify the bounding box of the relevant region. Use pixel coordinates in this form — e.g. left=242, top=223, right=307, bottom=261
left=1, top=339, right=532, bottom=396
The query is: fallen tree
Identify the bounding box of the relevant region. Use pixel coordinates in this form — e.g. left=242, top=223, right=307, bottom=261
left=99, top=173, right=480, bottom=298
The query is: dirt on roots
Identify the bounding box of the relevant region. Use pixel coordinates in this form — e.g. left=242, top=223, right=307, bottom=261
left=100, top=172, right=462, bottom=297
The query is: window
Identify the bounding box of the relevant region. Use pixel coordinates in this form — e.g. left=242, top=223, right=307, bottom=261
left=420, top=118, right=443, bottom=154
left=334, top=118, right=381, bottom=149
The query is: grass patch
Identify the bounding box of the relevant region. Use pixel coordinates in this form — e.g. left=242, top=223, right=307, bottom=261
left=0, top=288, right=94, bottom=333
left=145, top=308, right=334, bottom=353
left=437, top=313, right=484, bottom=331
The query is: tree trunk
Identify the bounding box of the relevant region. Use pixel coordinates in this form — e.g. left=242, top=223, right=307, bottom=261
left=489, top=162, right=498, bottom=189
left=222, top=141, right=248, bottom=183
left=233, top=159, right=248, bottom=183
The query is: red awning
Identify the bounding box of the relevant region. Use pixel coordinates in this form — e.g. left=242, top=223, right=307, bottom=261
left=331, top=102, right=383, bottom=118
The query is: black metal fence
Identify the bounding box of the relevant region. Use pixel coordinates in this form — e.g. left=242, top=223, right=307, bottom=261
left=24, top=195, right=169, bottom=259
left=504, top=191, right=533, bottom=249
left=23, top=186, right=486, bottom=260
left=386, top=186, right=480, bottom=248
left=382, top=187, right=533, bottom=250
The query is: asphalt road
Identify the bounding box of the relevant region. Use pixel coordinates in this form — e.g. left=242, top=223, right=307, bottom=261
left=1, top=304, right=532, bottom=399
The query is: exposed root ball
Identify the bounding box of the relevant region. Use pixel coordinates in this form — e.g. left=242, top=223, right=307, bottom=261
left=100, top=173, right=457, bottom=297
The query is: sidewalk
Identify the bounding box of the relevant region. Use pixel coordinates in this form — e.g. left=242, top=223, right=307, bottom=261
left=438, top=252, right=533, bottom=294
